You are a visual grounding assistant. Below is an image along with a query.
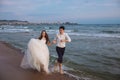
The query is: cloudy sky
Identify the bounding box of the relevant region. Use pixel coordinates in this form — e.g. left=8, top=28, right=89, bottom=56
left=0, top=0, right=120, bottom=24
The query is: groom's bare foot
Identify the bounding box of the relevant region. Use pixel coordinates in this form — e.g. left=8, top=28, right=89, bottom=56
left=54, top=60, right=59, bottom=72
left=54, top=66, right=57, bottom=72
left=54, top=65, right=59, bottom=72
left=60, top=69, right=64, bottom=74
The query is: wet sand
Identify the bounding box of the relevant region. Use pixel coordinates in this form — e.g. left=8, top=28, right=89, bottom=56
left=0, top=41, right=76, bottom=80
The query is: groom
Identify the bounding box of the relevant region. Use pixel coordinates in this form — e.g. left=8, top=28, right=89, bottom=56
left=52, top=26, right=71, bottom=74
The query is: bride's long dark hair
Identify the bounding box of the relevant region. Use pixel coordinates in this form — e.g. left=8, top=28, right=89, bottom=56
left=38, top=30, right=50, bottom=44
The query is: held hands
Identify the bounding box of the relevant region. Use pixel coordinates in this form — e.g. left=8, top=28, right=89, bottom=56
left=47, top=41, right=55, bottom=46
left=52, top=40, right=56, bottom=44
left=52, top=39, right=66, bottom=45
left=48, top=40, right=65, bottom=46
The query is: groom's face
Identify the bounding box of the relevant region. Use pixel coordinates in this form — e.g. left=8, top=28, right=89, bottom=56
left=59, top=29, right=64, bottom=34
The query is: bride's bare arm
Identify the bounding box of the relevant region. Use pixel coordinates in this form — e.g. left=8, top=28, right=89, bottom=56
left=47, top=40, right=57, bottom=46
left=47, top=41, right=52, bottom=46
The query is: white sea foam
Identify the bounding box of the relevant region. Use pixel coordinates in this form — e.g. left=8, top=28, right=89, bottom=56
left=0, top=25, right=32, bottom=33
left=46, top=29, right=74, bottom=34
left=46, top=29, right=120, bottom=38
left=0, top=28, right=32, bottom=33
left=68, top=32, right=120, bottom=38
left=1, top=25, right=120, bottom=38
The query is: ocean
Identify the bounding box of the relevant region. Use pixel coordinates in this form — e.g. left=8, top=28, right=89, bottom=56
left=0, top=24, right=120, bottom=80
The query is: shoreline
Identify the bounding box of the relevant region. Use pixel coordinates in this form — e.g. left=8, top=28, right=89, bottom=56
left=0, top=41, right=77, bottom=80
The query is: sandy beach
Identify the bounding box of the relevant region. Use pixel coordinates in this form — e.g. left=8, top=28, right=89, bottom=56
left=0, top=41, right=76, bottom=80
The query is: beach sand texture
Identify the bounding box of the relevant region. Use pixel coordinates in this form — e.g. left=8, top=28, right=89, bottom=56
left=0, top=41, right=76, bottom=80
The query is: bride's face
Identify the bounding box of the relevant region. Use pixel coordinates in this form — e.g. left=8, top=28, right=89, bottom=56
left=42, top=32, right=46, bottom=37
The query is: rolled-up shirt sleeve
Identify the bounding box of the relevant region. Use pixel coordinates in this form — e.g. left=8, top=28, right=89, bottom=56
left=65, top=33, right=71, bottom=42
left=54, top=34, right=57, bottom=41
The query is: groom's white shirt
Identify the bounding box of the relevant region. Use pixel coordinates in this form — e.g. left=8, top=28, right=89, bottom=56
left=54, top=32, right=71, bottom=48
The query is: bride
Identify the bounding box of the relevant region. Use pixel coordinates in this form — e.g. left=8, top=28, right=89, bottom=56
left=20, top=30, right=50, bottom=74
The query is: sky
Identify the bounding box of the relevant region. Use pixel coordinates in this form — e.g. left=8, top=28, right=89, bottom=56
left=0, top=0, right=120, bottom=24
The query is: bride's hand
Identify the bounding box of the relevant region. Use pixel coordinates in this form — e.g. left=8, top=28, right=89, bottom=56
left=47, top=41, right=52, bottom=46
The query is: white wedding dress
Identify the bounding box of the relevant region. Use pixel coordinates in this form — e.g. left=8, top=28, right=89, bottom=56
left=20, top=38, right=49, bottom=73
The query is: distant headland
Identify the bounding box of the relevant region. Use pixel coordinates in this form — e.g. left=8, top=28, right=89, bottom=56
left=0, top=20, right=79, bottom=26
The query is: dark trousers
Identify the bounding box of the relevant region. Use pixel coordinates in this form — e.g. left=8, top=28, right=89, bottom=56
left=56, top=46, right=65, bottom=63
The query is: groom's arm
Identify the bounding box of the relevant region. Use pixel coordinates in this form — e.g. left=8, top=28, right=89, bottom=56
left=61, top=33, right=71, bottom=42
left=65, top=33, right=71, bottom=42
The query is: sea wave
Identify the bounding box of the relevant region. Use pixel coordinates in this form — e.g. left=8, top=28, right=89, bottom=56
left=46, top=29, right=73, bottom=34
left=0, top=28, right=33, bottom=33
left=43, top=29, right=120, bottom=38
left=1, top=26, right=120, bottom=38
left=0, top=25, right=32, bottom=33
left=68, top=32, right=120, bottom=38
left=102, top=30, right=120, bottom=34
